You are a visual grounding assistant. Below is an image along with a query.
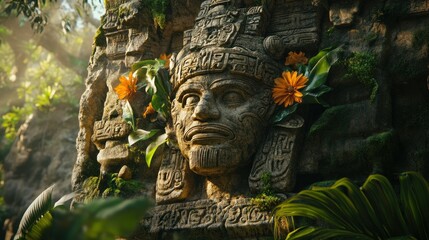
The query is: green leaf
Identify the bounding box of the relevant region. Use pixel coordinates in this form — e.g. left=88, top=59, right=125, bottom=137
left=302, top=85, right=332, bottom=106
left=128, top=129, right=159, bottom=146
left=272, top=104, right=298, bottom=123
left=145, top=133, right=167, bottom=167
left=86, top=198, right=152, bottom=239
left=305, top=46, right=342, bottom=91
left=307, top=47, right=332, bottom=70
left=131, top=60, right=158, bottom=72
left=399, top=172, right=429, bottom=239
left=15, top=185, right=55, bottom=240
left=122, top=101, right=135, bottom=130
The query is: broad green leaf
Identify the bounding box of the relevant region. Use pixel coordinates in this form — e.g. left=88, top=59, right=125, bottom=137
left=302, top=85, right=332, bottom=106
left=145, top=133, right=167, bottom=167
left=305, top=46, right=342, bottom=91
left=128, top=129, right=159, bottom=146
left=399, top=172, right=429, bottom=239
left=15, top=185, right=55, bottom=240
left=272, top=104, right=298, bottom=123
left=307, top=47, right=332, bottom=70
left=131, top=60, right=157, bottom=72
left=151, top=94, right=170, bottom=119
left=87, top=198, right=152, bottom=239
left=122, top=101, right=135, bottom=130
left=297, top=64, right=308, bottom=76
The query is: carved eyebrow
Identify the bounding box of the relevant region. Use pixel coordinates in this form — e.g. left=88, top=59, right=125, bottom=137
left=209, top=79, right=254, bottom=93
left=176, top=84, right=202, bottom=102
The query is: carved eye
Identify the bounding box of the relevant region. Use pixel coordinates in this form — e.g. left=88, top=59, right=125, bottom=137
left=182, top=94, right=200, bottom=107
left=222, top=91, right=245, bottom=106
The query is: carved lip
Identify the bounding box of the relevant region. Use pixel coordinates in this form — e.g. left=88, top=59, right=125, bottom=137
left=184, top=124, right=234, bottom=144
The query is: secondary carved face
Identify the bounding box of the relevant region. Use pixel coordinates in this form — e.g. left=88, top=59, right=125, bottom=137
left=171, top=73, right=273, bottom=176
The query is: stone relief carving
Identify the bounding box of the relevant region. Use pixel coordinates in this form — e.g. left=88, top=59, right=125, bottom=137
left=156, top=0, right=305, bottom=204
left=76, top=0, right=324, bottom=238
left=268, top=0, right=321, bottom=50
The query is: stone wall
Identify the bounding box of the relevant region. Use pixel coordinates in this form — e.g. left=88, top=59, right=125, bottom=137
left=67, top=0, right=429, bottom=239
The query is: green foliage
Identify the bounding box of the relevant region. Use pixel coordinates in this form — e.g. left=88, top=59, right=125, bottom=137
left=273, top=46, right=342, bottom=123
left=251, top=172, right=282, bottom=211
left=1, top=106, right=30, bottom=140
left=14, top=185, right=152, bottom=240
left=252, top=193, right=282, bottom=212
left=82, top=173, right=143, bottom=200
left=102, top=173, right=143, bottom=198
left=15, top=185, right=55, bottom=240
left=273, top=172, right=429, bottom=240
left=120, top=59, right=171, bottom=167
left=0, top=43, right=83, bottom=141
left=345, top=52, right=378, bottom=102
left=4, top=0, right=55, bottom=32
left=0, top=43, right=15, bottom=87
left=142, top=0, right=169, bottom=29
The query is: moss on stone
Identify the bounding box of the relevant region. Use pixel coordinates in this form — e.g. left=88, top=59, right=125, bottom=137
left=388, top=54, right=427, bottom=81
left=345, top=52, right=379, bottom=102
left=251, top=172, right=282, bottom=211
left=307, top=105, right=350, bottom=137
left=413, top=29, right=429, bottom=48
left=350, top=130, right=395, bottom=175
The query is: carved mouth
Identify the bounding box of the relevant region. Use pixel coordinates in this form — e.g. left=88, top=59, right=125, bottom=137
left=184, top=124, right=234, bottom=145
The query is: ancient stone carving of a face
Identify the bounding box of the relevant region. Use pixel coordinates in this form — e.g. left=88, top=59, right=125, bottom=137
left=171, top=73, right=273, bottom=176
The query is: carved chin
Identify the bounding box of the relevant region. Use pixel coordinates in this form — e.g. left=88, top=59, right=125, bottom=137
left=188, top=146, right=244, bottom=176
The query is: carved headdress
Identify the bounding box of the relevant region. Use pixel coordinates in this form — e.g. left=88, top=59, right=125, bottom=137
left=170, top=0, right=285, bottom=91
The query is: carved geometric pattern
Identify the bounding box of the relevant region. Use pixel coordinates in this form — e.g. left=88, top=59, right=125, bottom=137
left=267, top=0, right=321, bottom=50
left=249, top=115, right=304, bottom=193
left=145, top=198, right=272, bottom=239
left=156, top=148, right=194, bottom=204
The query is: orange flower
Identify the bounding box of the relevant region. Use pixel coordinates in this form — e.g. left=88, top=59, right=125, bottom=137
left=114, top=72, right=138, bottom=100
left=272, top=71, right=308, bottom=107
left=159, top=53, right=172, bottom=69
left=284, top=51, right=308, bottom=66
left=143, top=102, right=156, bottom=118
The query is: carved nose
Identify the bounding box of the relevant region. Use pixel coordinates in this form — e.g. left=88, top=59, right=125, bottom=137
left=192, top=96, right=220, bottom=121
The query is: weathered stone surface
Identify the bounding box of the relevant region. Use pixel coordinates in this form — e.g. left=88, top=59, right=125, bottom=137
left=267, top=0, right=321, bottom=51
left=249, top=115, right=304, bottom=193
left=137, top=198, right=272, bottom=240
left=4, top=104, right=78, bottom=218
left=329, top=0, right=361, bottom=27
left=69, top=0, right=429, bottom=238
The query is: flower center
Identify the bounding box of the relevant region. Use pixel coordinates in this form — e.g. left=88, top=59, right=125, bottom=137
left=286, top=85, right=295, bottom=93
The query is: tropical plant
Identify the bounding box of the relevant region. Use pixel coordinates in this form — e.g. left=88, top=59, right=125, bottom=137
left=273, top=171, right=429, bottom=240
left=272, top=46, right=342, bottom=123
left=115, top=57, right=171, bottom=167
left=14, top=185, right=152, bottom=240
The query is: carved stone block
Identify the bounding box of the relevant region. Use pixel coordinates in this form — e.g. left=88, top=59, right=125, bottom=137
left=249, top=115, right=304, bottom=193
left=267, top=0, right=321, bottom=50
left=156, top=148, right=194, bottom=204
left=143, top=198, right=272, bottom=239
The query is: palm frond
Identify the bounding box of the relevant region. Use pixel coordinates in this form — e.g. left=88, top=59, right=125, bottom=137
left=274, top=172, right=429, bottom=240
left=399, top=172, right=429, bottom=239
left=14, top=185, right=55, bottom=240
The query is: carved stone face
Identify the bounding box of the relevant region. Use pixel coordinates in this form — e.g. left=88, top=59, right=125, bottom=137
left=171, top=73, right=273, bottom=176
